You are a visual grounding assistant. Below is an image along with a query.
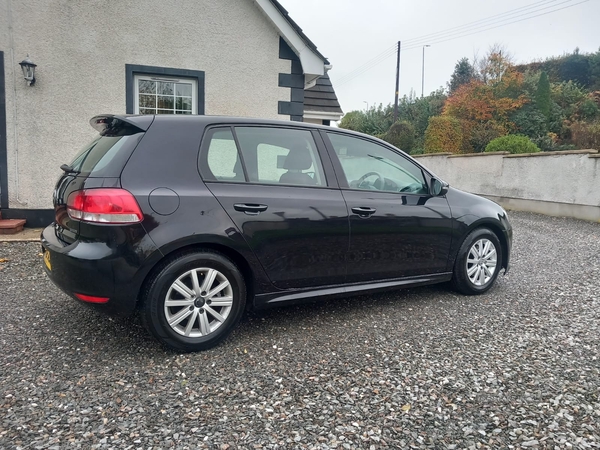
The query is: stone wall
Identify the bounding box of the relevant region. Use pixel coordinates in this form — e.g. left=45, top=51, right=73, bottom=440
left=414, top=150, right=600, bottom=222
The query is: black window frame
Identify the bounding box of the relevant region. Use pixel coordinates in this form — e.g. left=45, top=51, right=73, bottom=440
left=125, top=64, right=205, bottom=115
left=198, top=124, right=338, bottom=189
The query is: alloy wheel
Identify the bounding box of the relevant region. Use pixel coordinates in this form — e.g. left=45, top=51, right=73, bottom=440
left=466, top=239, right=497, bottom=287
left=164, top=268, right=233, bottom=337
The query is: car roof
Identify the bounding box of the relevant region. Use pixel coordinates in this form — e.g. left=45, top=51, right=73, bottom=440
left=102, top=114, right=388, bottom=140
left=119, top=114, right=334, bottom=130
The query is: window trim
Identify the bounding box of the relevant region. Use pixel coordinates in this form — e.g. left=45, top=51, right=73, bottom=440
left=198, top=124, right=337, bottom=189
left=125, top=64, right=205, bottom=115
left=320, top=130, right=433, bottom=196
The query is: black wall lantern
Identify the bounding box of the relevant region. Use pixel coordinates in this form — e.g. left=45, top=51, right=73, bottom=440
left=19, top=55, right=37, bottom=86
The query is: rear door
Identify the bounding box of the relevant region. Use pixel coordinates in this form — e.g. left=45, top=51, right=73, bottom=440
left=199, top=125, right=349, bottom=290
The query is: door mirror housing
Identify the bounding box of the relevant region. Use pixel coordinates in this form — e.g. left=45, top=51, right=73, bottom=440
left=430, top=177, right=449, bottom=196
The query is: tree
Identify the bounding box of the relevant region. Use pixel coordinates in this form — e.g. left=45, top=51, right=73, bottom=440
left=382, top=121, right=415, bottom=151
left=469, top=121, right=506, bottom=153
left=443, top=73, right=526, bottom=126
left=560, top=49, right=591, bottom=87
left=424, top=116, right=462, bottom=154
left=448, top=58, right=475, bottom=94
left=396, top=89, right=447, bottom=138
left=475, top=44, right=514, bottom=84
left=535, top=71, right=551, bottom=119
left=338, top=104, right=394, bottom=135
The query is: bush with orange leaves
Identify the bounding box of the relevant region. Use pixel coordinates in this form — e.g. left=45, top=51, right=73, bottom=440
left=424, top=116, right=463, bottom=154
left=443, top=69, right=528, bottom=129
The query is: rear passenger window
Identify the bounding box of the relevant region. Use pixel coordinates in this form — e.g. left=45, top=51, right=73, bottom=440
left=235, top=127, right=326, bottom=187
left=205, top=129, right=245, bottom=182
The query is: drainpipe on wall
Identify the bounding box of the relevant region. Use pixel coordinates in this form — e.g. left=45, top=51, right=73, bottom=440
left=7, top=0, right=26, bottom=206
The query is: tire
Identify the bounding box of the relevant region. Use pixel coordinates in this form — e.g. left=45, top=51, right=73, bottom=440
left=451, top=228, right=503, bottom=295
left=141, top=251, right=246, bottom=352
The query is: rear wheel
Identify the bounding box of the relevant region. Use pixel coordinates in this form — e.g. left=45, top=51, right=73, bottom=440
left=141, top=251, right=246, bottom=352
left=451, top=228, right=502, bottom=295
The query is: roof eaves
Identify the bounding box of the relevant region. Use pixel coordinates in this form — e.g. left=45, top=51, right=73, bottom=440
left=267, top=0, right=330, bottom=64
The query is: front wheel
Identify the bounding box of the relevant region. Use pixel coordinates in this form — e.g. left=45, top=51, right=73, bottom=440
left=451, top=228, right=503, bottom=295
left=141, top=251, right=246, bottom=352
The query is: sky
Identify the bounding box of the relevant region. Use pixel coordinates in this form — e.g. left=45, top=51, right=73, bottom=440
left=278, top=0, right=600, bottom=115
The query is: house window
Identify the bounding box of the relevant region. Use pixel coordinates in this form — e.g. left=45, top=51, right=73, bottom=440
left=134, top=76, right=196, bottom=115
left=125, top=64, right=205, bottom=115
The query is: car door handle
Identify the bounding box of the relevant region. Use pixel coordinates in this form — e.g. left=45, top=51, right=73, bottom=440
left=351, top=206, right=376, bottom=217
left=234, top=203, right=268, bottom=215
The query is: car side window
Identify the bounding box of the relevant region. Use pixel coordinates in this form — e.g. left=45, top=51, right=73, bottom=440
left=326, top=133, right=428, bottom=194
left=235, top=127, right=326, bottom=187
left=204, top=128, right=245, bottom=182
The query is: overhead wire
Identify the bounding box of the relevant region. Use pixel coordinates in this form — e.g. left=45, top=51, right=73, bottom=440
left=401, top=0, right=580, bottom=48
left=334, top=44, right=398, bottom=84
left=400, top=0, right=562, bottom=47
left=401, top=0, right=589, bottom=52
left=335, top=0, right=589, bottom=87
left=335, top=0, right=565, bottom=85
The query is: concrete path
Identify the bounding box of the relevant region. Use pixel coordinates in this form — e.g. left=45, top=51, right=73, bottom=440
left=0, top=228, right=42, bottom=242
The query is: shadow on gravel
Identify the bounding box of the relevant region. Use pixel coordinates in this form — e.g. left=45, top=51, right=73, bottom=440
left=43, top=276, right=507, bottom=356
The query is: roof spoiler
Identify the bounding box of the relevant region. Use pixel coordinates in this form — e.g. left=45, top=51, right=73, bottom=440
left=90, top=115, right=154, bottom=133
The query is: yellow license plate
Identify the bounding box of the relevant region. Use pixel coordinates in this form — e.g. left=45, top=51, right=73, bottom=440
left=44, top=250, right=52, bottom=271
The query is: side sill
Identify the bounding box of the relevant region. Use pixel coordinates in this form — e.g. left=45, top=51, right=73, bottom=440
left=253, top=273, right=453, bottom=310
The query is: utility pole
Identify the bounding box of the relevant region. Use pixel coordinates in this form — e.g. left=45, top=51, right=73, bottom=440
left=393, top=41, right=401, bottom=123
left=421, top=45, right=430, bottom=98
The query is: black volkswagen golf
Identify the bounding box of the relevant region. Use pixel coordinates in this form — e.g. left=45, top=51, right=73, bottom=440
left=42, top=115, right=512, bottom=352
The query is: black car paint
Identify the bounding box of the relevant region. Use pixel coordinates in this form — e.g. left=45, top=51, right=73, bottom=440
left=42, top=115, right=512, bottom=317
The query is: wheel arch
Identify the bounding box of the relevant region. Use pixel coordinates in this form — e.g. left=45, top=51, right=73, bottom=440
left=451, top=215, right=510, bottom=269
left=461, top=219, right=509, bottom=271
left=136, top=239, right=262, bottom=311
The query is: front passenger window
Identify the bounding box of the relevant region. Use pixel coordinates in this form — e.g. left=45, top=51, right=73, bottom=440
left=326, top=133, right=428, bottom=194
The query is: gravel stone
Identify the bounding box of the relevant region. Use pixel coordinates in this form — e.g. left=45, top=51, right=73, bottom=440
left=1, top=211, right=599, bottom=449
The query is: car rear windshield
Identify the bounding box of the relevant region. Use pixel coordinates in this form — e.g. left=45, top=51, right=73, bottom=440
left=69, top=128, right=144, bottom=178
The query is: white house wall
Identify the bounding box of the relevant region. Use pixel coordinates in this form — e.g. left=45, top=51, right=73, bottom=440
left=0, top=0, right=292, bottom=210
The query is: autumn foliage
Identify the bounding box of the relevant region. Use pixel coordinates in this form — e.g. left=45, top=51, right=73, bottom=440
left=443, top=69, right=527, bottom=130
left=421, top=63, right=531, bottom=154
left=341, top=46, right=600, bottom=153
left=424, top=116, right=463, bottom=154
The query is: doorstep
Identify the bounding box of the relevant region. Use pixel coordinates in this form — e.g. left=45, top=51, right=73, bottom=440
left=0, top=219, right=26, bottom=235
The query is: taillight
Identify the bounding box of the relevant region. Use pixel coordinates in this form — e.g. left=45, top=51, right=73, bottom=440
left=67, top=189, right=143, bottom=224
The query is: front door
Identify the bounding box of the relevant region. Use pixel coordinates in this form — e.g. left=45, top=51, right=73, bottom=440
left=199, top=125, right=348, bottom=289
left=322, top=131, right=453, bottom=283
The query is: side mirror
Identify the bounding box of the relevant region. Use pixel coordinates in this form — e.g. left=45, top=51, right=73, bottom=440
left=431, top=177, right=449, bottom=196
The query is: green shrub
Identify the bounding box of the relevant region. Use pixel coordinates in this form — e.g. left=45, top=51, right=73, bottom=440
left=484, top=135, right=541, bottom=154
left=410, top=148, right=424, bottom=155
left=532, top=133, right=555, bottom=151
left=511, top=105, right=548, bottom=140
left=382, top=121, right=415, bottom=151
left=578, top=98, right=599, bottom=121
left=424, top=116, right=462, bottom=154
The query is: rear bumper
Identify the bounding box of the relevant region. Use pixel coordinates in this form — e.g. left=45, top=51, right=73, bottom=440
left=41, top=223, right=158, bottom=317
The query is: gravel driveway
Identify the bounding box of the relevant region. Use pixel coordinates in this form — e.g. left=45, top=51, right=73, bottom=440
left=1, top=211, right=599, bottom=449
